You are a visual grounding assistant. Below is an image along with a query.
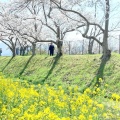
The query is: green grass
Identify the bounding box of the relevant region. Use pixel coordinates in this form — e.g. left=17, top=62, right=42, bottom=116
left=0, top=53, right=120, bottom=95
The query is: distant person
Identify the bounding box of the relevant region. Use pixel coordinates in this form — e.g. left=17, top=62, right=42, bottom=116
left=16, top=47, right=19, bottom=55
left=49, top=43, right=54, bottom=56
left=26, top=45, right=29, bottom=55
left=20, top=46, right=23, bottom=55
left=23, top=41, right=27, bottom=55
left=0, top=48, right=2, bottom=56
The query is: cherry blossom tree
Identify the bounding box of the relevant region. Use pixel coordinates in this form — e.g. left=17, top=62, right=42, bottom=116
left=0, top=3, right=22, bottom=57
left=8, top=0, right=88, bottom=56
left=1, top=0, right=120, bottom=58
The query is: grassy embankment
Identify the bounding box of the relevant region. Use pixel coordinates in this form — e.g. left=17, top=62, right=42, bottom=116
left=0, top=53, right=120, bottom=119
left=0, top=53, right=120, bottom=94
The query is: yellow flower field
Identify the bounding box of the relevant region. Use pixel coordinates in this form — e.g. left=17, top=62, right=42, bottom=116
left=0, top=75, right=120, bottom=120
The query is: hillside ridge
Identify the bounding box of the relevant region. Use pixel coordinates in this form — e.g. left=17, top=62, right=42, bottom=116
left=0, top=53, right=120, bottom=94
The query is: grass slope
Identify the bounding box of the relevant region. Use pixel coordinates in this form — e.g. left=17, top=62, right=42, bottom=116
left=0, top=53, right=120, bottom=95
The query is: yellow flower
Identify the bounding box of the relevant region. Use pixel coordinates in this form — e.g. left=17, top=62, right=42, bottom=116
left=92, top=91, right=97, bottom=95
left=105, top=84, right=108, bottom=87
left=73, top=116, right=77, bottom=120
left=28, top=105, right=35, bottom=113
left=103, top=113, right=108, bottom=118
left=96, top=88, right=100, bottom=92
left=48, top=112, right=59, bottom=119
left=61, top=117, right=70, bottom=120
left=24, top=112, right=31, bottom=119
left=19, top=104, right=23, bottom=109
left=88, top=115, right=93, bottom=120
left=112, top=93, right=120, bottom=101
left=68, top=86, right=72, bottom=91
left=60, top=89, right=64, bottom=95
left=2, top=105, right=7, bottom=113
left=38, top=111, right=43, bottom=118
left=81, top=105, right=88, bottom=113
left=0, top=101, right=2, bottom=104
left=96, top=84, right=98, bottom=87
left=9, top=114, right=14, bottom=118
left=87, top=99, right=93, bottom=105
left=96, top=104, right=104, bottom=110
left=84, top=88, right=91, bottom=94
left=44, top=107, right=50, bottom=114
left=12, top=108, right=21, bottom=114
left=93, top=113, right=98, bottom=117
left=78, top=114, right=86, bottom=120
left=6, top=90, right=14, bottom=98
left=92, top=107, right=96, bottom=112
left=39, top=101, right=46, bottom=106
left=113, top=105, right=119, bottom=109
left=71, top=105, right=76, bottom=111
left=58, top=86, right=62, bottom=90
left=74, top=86, right=78, bottom=92
left=99, top=78, right=103, bottom=82
left=18, top=116, right=25, bottom=120
left=38, top=84, right=41, bottom=87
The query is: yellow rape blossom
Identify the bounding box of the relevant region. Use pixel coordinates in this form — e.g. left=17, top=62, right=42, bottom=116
left=84, top=88, right=91, bottom=94
left=78, top=114, right=86, bottom=120
left=96, top=104, right=104, bottom=110
left=0, top=74, right=119, bottom=120
left=99, top=78, right=103, bottom=82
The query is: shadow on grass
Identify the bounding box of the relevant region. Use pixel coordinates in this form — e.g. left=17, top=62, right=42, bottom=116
left=82, top=58, right=109, bottom=92
left=95, top=59, right=107, bottom=87
left=19, top=55, right=34, bottom=76
left=2, top=56, right=14, bottom=72
left=40, top=55, right=61, bottom=84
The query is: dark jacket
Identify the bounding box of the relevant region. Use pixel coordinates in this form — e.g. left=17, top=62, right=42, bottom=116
left=0, top=49, right=2, bottom=53
left=49, top=45, right=54, bottom=51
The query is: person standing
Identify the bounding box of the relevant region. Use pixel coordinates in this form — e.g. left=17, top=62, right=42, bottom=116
left=49, top=43, right=54, bottom=56
left=16, top=47, right=19, bottom=55
left=20, top=46, right=23, bottom=55
left=0, top=48, right=2, bottom=56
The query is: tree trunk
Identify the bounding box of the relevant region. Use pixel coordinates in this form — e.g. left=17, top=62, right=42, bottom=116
left=57, top=40, right=63, bottom=56
left=32, top=43, right=36, bottom=56
left=88, top=39, right=94, bottom=54
left=102, top=40, right=111, bottom=61
left=56, top=26, right=63, bottom=56
left=12, top=50, right=16, bottom=57
left=10, top=47, right=16, bottom=57
left=101, top=0, right=110, bottom=61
